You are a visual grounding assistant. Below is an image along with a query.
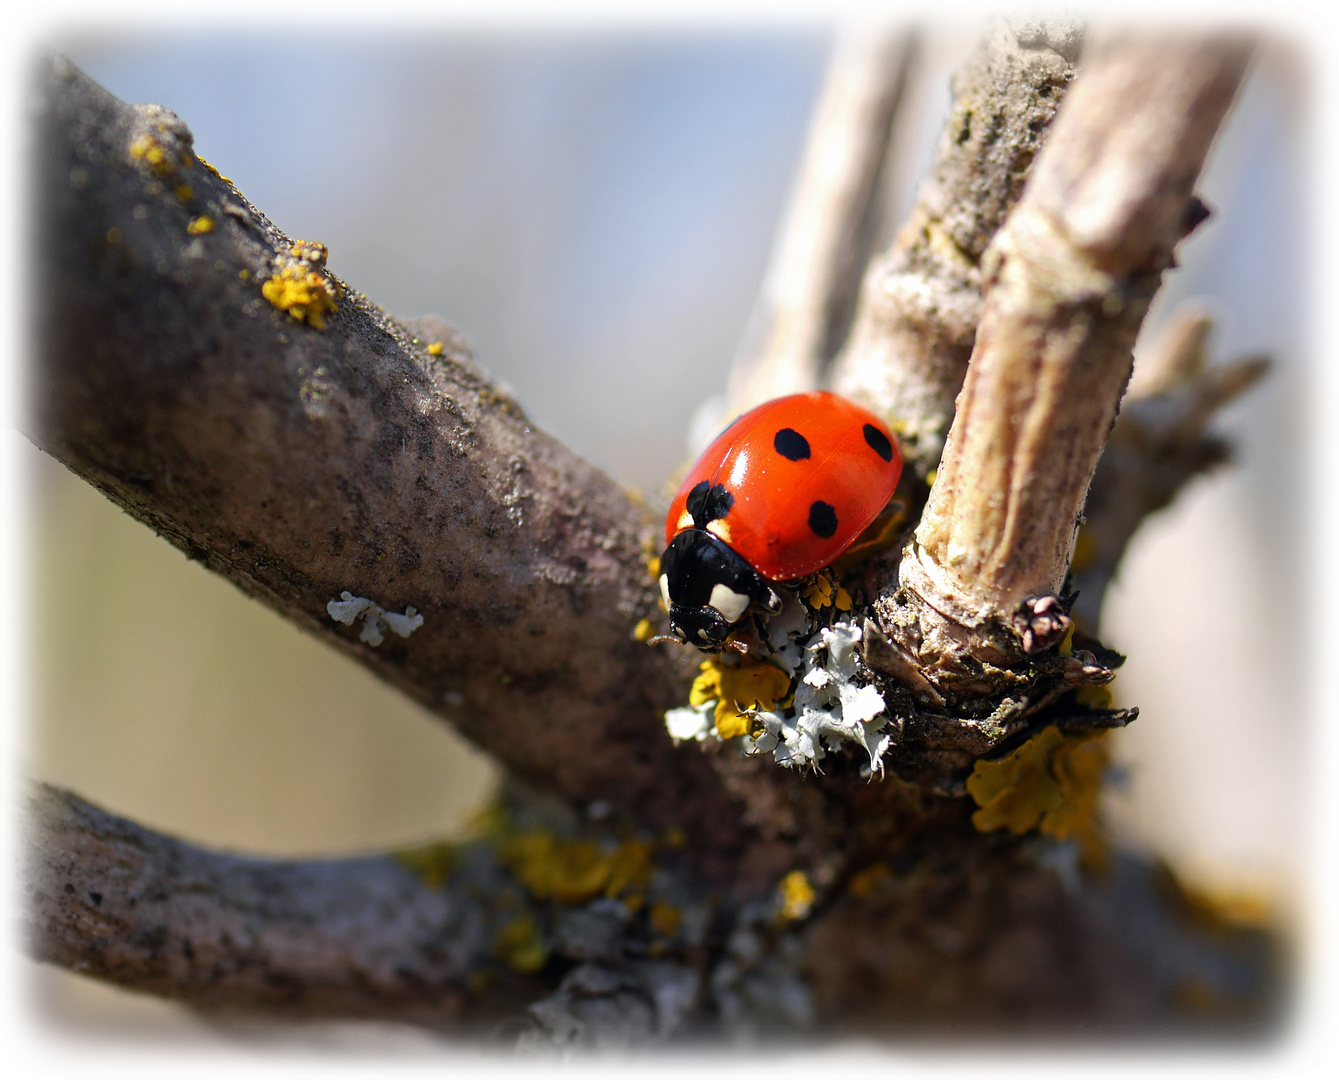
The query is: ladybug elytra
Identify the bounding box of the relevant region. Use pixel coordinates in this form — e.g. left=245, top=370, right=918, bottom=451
left=659, top=391, right=903, bottom=648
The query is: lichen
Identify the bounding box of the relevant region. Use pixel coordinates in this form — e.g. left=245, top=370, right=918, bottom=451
left=967, top=725, right=1109, bottom=868
left=500, top=832, right=654, bottom=907
left=751, top=621, right=891, bottom=771
left=777, top=870, right=815, bottom=921
left=262, top=240, right=339, bottom=329
left=326, top=590, right=423, bottom=646
left=660, top=572, right=893, bottom=770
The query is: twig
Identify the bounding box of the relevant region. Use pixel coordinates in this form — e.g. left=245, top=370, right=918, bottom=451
left=828, top=18, right=1083, bottom=479
left=1071, top=308, right=1270, bottom=632
left=725, top=26, right=913, bottom=415
left=884, top=33, right=1251, bottom=699
left=27, top=54, right=740, bottom=850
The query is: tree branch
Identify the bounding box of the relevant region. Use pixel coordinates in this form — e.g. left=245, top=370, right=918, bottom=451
left=828, top=18, right=1083, bottom=479
left=1071, top=308, right=1270, bottom=632
left=21, top=784, right=535, bottom=1024
left=725, top=25, right=913, bottom=415
left=880, top=34, right=1251, bottom=700
left=28, top=54, right=744, bottom=851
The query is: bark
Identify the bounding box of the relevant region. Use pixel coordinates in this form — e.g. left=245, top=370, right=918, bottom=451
left=21, top=784, right=534, bottom=1025
left=828, top=18, right=1083, bottom=480
left=875, top=33, right=1251, bottom=705
left=725, top=25, right=913, bottom=416
left=27, top=53, right=746, bottom=859
left=23, top=34, right=1279, bottom=1042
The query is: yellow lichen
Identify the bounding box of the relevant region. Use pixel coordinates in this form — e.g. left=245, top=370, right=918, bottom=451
left=186, top=215, right=214, bottom=235
left=967, top=726, right=1109, bottom=870
left=174, top=183, right=194, bottom=201
left=633, top=618, right=656, bottom=642
left=494, top=914, right=547, bottom=974
left=500, top=832, right=654, bottom=906
left=393, top=840, right=457, bottom=889
left=662, top=826, right=687, bottom=849
left=198, top=157, right=232, bottom=185
left=427, top=341, right=445, bottom=356
left=690, top=656, right=791, bottom=739
left=129, top=133, right=178, bottom=178
left=650, top=901, right=682, bottom=937
left=261, top=263, right=338, bottom=329
left=778, top=870, right=815, bottom=921
left=801, top=573, right=834, bottom=609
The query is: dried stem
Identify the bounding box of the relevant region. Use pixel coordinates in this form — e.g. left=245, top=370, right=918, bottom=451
left=27, top=54, right=741, bottom=852
left=886, top=34, right=1251, bottom=698
left=725, top=26, right=913, bottom=415
left=828, top=19, right=1082, bottom=479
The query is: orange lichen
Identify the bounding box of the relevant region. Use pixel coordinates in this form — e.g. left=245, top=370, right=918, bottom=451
left=967, top=726, right=1110, bottom=870
left=690, top=656, right=791, bottom=739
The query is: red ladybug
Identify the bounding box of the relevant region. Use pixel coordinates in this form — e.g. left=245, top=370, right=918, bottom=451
left=659, top=391, right=903, bottom=648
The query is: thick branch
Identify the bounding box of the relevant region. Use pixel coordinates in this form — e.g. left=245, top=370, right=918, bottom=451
left=725, top=26, right=913, bottom=415
left=888, top=34, right=1249, bottom=698
left=21, top=784, right=533, bottom=1023
left=28, top=55, right=740, bottom=850
left=828, top=19, right=1082, bottom=479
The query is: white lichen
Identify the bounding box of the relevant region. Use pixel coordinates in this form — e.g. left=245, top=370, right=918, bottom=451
left=751, top=621, right=892, bottom=772
left=326, top=590, right=424, bottom=647
left=664, top=703, right=713, bottom=743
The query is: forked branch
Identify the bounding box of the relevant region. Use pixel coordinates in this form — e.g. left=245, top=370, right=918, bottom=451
left=882, top=33, right=1251, bottom=699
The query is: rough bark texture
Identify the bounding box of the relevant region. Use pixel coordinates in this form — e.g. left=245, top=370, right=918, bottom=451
left=24, top=35, right=1281, bottom=1044
left=878, top=34, right=1251, bottom=704
left=27, top=53, right=748, bottom=861
left=828, top=18, right=1082, bottom=480
left=21, top=784, right=535, bottom=1025
left=725, top=26, right=913, bottom=416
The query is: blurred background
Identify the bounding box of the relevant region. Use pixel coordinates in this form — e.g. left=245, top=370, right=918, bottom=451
left=20, top=22, right=1306, bottom=1042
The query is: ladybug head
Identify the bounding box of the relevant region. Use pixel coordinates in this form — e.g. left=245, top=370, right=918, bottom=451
left=658, top=528, right=781, bottom=649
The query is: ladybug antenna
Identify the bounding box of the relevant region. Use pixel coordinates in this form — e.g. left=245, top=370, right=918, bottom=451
left=644, top=633, right=685, bottom=648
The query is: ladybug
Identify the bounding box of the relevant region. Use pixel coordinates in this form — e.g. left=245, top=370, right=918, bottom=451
left=659, top=391, right=903, bottom=648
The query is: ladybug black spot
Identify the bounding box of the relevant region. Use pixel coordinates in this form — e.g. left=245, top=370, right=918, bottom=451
left=773, top=427, right=811, bottom=461
left=863, top=423, right=894, bottom=462
left=808, top=500, right=838, bottom=539
left=686, top=481, right=734, bottom=528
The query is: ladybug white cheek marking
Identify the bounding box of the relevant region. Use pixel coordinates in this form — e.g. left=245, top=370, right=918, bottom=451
left=706, top=519, right=732, bottom=544
left=659, top=574, right=672, bottom=609
left=676, top=510, right=694, bottom=531
left=707, top=583, right=750, bottom=624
